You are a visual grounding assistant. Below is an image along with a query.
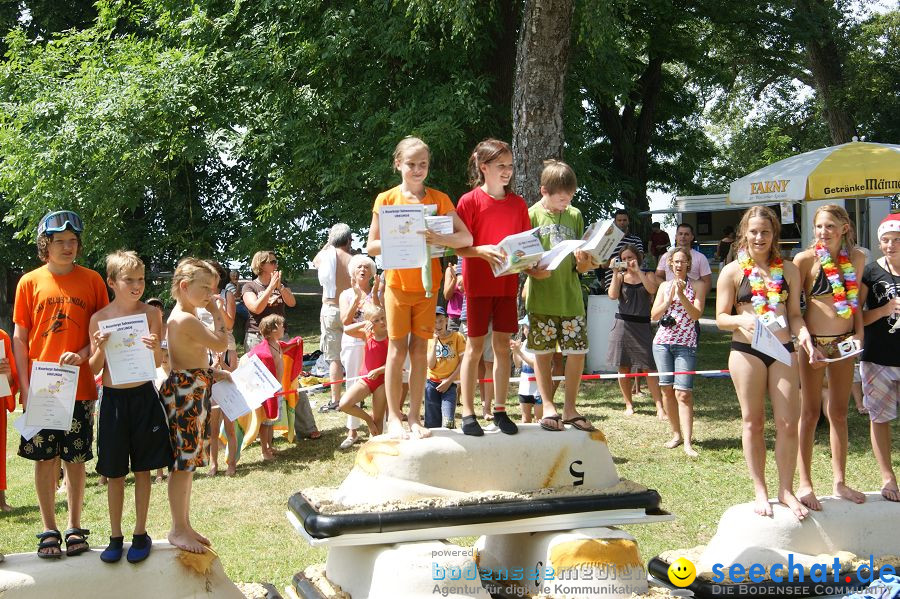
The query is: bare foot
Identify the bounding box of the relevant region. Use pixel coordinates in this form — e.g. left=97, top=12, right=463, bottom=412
left=0, top=503, right=12, bottom=512
left=225, top=464, right=236, bottom=477
left=208, top=465, right=218, bottom=477
left=155, top=474, right=165, bottom=484
left=386, top=419, right=409, bottom=440
left=168, top=529, right=206, bottom=554
left=191, top=529, right=211, bottom=546
left=624, top=406, right=634, bottom=416
left=262, top=452, right=275, bottom=461
left=753, top=492, right=774, bottom=517
left=410, top=422, right=432, bottom=439
left=664, top=436, right=683, bottom=449
left=881, top=482, right=900, bottom=502
left=778, top=490, right=809, bottom=521
left=683, top=444, right=699, bottom=458
left=795, top=485, right=822, bottom=511
left=834, top=482, right=866, bottom=504
left=656, top=409, right=667, bottom=421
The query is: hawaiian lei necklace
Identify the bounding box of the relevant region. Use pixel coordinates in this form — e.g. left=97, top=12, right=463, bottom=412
left=737, top=250, right=786, bottom=315
left=814, top=241, right=858, bottom=319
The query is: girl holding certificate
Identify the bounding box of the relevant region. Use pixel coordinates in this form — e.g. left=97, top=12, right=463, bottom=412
left=716, top=206, right=811, bottom=520
left=794, top=204, right=867, bottom=510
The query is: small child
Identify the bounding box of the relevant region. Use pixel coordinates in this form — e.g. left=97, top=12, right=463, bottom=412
left=366, top=136, right=472, bottom=439
left=337, top=304, right=389, bottom=436
left=425, top=306, right=466, bottom=429
left=511, top=323, right=542, bottom=424
left=0, top=327, right=18, bottom=513
left=247, top=314, right=286, bottom=461
left=161, top=258, right=230, bottom=553
left=88, top=251, right=171, bottom=563
left=525, top=160, right=599, bottom=432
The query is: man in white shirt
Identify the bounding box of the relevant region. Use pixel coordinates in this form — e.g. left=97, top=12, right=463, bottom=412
left=655, top=223, right=711, bottom=295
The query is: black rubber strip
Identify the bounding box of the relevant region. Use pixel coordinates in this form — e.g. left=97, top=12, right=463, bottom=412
left=290, top=489, right=663, bottom=539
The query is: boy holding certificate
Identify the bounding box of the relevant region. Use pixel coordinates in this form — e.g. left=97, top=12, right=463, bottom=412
left=88, top=251, right=171, bottom=563
left=524, top=161, right=599, bottom=433
left=13, top=210, right=109, bottom=559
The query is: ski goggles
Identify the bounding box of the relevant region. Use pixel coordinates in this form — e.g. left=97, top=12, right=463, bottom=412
left=37, top=210, right=84, bottom=237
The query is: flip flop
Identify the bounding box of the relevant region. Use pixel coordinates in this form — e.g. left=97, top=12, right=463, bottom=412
left=539, top=415, right=563, bottom=432
left=562, top=416, right=597, bottom=432
left=882, top=485, right=900, bottom=503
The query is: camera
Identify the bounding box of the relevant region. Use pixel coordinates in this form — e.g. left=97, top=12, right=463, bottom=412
left=659, top=315, right=677, bottom=328
left=610, top=258, right=627, bottom=270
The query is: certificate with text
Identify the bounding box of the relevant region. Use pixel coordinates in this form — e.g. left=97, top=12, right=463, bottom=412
left=380, top=205, right=427, bottom=269
left=99, top=314, right=157, bottom=385
left=24, top=362, right=79, bottom=430
left=232, top=354, right=282, bottom=410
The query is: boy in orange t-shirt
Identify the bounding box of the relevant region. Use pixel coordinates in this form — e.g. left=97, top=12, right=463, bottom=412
left=13, top=210, right=109, bottom=558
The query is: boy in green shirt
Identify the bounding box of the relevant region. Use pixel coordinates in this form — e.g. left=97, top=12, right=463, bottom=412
left=525, top=160, right=599, bottom=432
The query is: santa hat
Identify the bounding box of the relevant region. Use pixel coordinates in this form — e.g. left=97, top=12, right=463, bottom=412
left=877, top=213, right=900, bottom=239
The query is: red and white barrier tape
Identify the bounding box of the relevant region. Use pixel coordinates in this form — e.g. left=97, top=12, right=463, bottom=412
left=274, top=369, right=731, bottom=397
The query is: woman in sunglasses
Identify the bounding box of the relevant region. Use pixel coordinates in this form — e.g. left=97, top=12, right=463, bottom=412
left=241, top=251, right=296, bottom=350
left=859, top=214, right=900, bottom=503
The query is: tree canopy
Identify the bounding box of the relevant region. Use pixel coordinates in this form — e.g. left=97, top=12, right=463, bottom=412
left=0, top=0, right=895, bottom=274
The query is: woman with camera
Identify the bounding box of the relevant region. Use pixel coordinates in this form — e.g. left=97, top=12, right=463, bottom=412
left=650, top=247, right=704, bottom=456
left=607, top=244, right=665, bottom=419
left=716, top=206, right=811, bottom=520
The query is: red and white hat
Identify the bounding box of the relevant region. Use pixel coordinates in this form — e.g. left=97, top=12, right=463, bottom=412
left=878, top=213, right=900, bottom=239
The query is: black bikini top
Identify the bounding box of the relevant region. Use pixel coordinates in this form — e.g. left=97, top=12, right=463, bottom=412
left=736, top=274, right=791, bottom=305
left=809, top=266, right=832, bottom=297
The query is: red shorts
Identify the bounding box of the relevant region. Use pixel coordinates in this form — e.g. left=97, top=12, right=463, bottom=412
left=466, top=296, right=518, bottom=337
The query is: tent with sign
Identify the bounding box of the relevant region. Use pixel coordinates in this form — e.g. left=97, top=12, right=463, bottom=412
left=727, top=140, right=899, bottom=252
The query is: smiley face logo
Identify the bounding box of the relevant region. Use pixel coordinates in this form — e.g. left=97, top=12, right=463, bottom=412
left=668, top=557, right=696, bottom=588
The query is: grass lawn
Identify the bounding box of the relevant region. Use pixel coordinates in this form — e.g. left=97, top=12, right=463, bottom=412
left=1, top=291, right=896, bottom=592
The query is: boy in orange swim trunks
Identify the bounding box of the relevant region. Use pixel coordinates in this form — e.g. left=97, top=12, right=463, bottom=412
left=161, top=258, right=230, bottom=553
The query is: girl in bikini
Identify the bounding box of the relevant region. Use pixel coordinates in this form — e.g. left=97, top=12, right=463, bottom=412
left=794, top=204, right=866, bottom=510
left=716, top=206, right=812, bottom=519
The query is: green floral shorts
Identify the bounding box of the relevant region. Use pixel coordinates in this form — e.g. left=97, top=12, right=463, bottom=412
left=526, top=313, right=589, bottom=355
left=18, top=399, right=95, bottom=463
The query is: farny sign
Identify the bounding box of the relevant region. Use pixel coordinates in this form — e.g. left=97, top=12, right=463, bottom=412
left=750, top=180, right=790, bottom=195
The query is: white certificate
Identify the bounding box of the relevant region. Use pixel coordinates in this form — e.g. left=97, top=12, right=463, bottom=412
left=425, top=215, right=454, bottom=258
left=751, top=320, right=792, bottom=366
left=537, top=239, right=586, bottom=271
left=380, top=205, right=427, bottom=269
left=0, top=340, right=11, bottom=397
left=211, top=381, right=253, bottom=421
left=24, top=361, right=79, bottom=430
left=99, top=314, right=157, bottom=385
left=13, top=415, right=41, bottom=441
left=232, top=354, right=282, bottom=410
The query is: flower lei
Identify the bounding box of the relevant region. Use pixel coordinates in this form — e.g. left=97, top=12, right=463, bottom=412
left=737, top=250, right=786, bottom=315
left=814, top=241, right=858, bottom=319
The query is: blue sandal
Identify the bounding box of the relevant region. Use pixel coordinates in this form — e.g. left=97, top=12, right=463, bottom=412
left=126, top=533, right=152, bottom=564
left=100, top=536, right=124, bottom=563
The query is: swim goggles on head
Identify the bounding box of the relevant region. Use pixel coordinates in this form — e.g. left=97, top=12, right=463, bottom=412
left=37, top=210, right=84, bottom=237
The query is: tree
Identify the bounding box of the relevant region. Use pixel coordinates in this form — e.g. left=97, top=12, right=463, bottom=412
left=512, top=0, right=574, bottom=205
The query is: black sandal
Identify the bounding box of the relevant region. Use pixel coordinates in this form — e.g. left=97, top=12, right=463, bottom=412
left=36, top=529, right=62, bottom=559
left=64, top=527, right=90, bottom=557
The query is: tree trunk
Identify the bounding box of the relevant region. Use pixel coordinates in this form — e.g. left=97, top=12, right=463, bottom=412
left=512, top=0, right=574, bottom=206
left=794, top=0, right=857, bottom=144
left=596, top=56, right=665, bottom=241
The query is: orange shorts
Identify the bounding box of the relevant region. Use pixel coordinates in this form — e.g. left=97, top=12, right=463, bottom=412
left=384, top=285, right=438, bottom=340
